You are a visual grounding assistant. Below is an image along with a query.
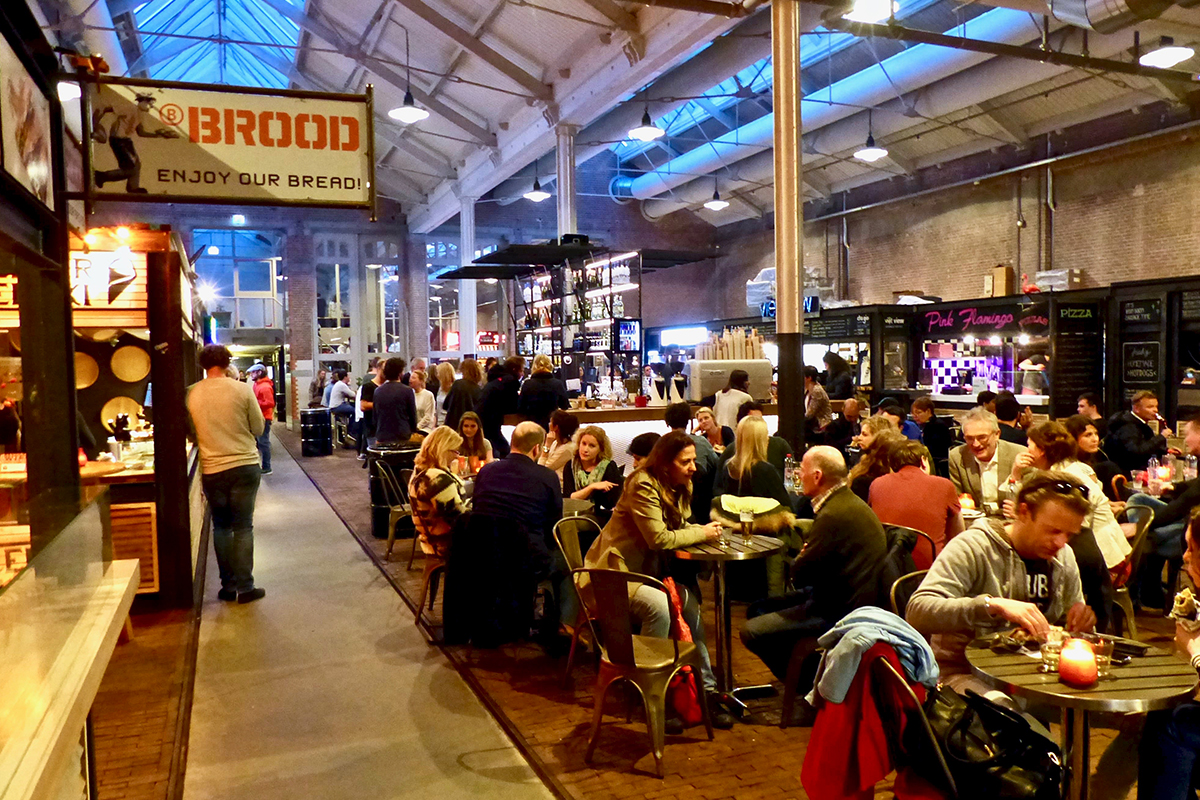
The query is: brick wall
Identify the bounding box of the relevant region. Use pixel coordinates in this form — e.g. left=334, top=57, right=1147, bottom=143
left=641, top=129, right=1200, bottom=326
left=285, top=233, right=314, bottom=422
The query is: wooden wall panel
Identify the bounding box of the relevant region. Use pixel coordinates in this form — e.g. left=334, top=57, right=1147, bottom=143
left=109, top=502, right=158, bottom=593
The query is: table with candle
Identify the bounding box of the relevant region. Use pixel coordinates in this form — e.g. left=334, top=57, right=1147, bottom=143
left=967, top=638, right=1198, bottom=800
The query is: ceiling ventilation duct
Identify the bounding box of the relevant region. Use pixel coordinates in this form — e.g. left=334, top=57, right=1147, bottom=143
left=963, top=0, right=1175, bottom=32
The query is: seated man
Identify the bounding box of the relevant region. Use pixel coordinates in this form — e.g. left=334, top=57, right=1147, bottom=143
left=1106, top=390, right=1173, bottom=477
left=472, top=421, right=564, bottom=562
left=994, top=391, right=1029, bottom=446
left=822, top=397, right=863, bottom=456
left=948, top=407, right=1027, bottom=517
left=741, top=446, right=886, bottom=698
left=1127, top=412, right=1200, bottom=608
left=877, top=401, right=922, bottom=441
left=910, top=395, right=954, bottom=471
left=907, top=471, right=1096, bottom=698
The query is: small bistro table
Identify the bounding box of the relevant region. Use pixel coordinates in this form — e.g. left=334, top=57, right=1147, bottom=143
left=966, top=640, right=1198, bottom=800
left=562, top=498, right=594, bottom=517
left=674, top=535, right=786, bottom=711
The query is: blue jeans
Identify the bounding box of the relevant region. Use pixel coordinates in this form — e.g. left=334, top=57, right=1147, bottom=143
left=1140, top=701, right=1200, bottom=800
left=203, top=465, right=261, bottom=593
left=1129, top=494, right=1188, bottom=558
left=740, top=589, right=833, bottom=688
left=630, top=583, right=717, bottom=692
left=256, top=419, right=272, bottom=471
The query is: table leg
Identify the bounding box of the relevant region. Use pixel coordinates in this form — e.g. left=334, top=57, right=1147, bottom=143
left=713, top=562, right=731, bottom=695
left=1062, top=708, right=1090, bottom=800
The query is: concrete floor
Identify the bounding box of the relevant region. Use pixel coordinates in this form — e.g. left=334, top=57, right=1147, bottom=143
left=183, top=435, right=554, bottom=800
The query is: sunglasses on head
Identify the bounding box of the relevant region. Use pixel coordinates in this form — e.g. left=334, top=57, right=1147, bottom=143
left=1040, top=480, right=1089, bottom=500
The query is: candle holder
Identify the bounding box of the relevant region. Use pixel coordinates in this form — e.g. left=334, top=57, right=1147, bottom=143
left=1058, top=638, right=1098, bottom=687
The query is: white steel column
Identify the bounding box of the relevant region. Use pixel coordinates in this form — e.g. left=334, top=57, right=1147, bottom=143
left=556, top=123, right=579, bottom=237
left=459, top=196, right=478, bottom=357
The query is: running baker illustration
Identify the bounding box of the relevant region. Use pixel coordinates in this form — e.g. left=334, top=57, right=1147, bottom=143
left=92, top=92, right=179, bottom=193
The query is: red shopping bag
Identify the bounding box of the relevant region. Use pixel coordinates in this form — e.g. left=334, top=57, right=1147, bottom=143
left=663, top=577, right=704, bottom=726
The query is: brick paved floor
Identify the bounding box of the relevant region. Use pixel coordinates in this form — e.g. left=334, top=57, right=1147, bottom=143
left=91, top=609, right=193, bottom=800
left=278, top=425, right=1161, bottom=800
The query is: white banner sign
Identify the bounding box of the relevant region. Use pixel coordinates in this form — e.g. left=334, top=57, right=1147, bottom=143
left=89, top=82, right=372, bottom=206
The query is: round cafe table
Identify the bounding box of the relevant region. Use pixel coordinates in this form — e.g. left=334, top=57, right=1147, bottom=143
left=562, top=498, right=594, bottom=518
left=674, top=534, right=786, bottom=712
left=966, top=639, right=1198, bottom=800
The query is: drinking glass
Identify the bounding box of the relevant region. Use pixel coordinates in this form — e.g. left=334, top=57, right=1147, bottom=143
left=740, top=511, right=754, bottom=544
left=1040, top=628, right=1065, bottom=672
left=1084, top=634, right=1115, bottom=678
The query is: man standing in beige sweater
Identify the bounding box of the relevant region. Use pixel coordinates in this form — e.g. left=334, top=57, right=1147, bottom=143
left=187, top=344, right=266, bottom=603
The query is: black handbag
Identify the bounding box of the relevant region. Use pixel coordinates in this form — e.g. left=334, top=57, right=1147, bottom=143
left=905, top=686, right=1063, bottom=800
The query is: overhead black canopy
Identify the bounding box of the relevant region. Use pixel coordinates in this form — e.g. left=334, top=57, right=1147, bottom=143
left=433, top=244, right=715, bottom=280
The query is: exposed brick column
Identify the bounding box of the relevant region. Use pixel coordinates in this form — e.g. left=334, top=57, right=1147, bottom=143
left=286, top=232, right=315, bottom=427
left=403, top=229, right=428, bottom=362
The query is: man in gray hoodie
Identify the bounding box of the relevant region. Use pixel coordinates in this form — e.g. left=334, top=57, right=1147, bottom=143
left=907, top=471, right=1096, bottom=697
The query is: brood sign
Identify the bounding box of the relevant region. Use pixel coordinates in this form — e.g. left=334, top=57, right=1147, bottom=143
left=86, top=80, right=372, bottom=207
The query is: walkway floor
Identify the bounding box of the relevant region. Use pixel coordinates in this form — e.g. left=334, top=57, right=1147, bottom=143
left=182, top=435, right=554, bottom=800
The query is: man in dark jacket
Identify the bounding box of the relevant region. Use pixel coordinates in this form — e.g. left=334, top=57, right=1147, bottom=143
left=477, top=357, right=524, bottom=458
left=517, top=356, right=569, bottom=430
left=471, top=421, right=563, bottom=562
left=1128, top=412, right=1200, bottom=607
left=1106, top=390, right=1173, bottom=476
left=741, top=446, right=886, bottom=694
left=994, top=391, right=1028, bottom=446
left=911, top=395, right=954, bottom=474
left=822, top=397, right=863, bottom=456
left=372, top=357, right=419, bottom=446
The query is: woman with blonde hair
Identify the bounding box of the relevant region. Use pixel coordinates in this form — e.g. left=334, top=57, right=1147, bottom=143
left=443, top=358, right=484, bottom=429
left=434, top=362, right=455, bottom=425
left=563, top=425, right=623, bottom=522
left=408, top=426, right=467, bottom=558
left=456, top=411, right=492, bottom=473
left=695, top=406, right=734, bottom=452
left=713, top=416, right=791, bottom=509
left=518, top=353, right=569, bottom=430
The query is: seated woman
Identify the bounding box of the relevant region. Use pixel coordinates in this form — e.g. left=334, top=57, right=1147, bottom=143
left=456, top=411, right=493, bottom=474
left=408, top=426, right=467, bottom=559
left=714, top=415, right=797, bottom=597
left=1140, top=508, right=1200, bottom=800
left=539, top=408, right=579, bottom=489
left=695, top=406, right=734, bottom=453
left=847, top=419, right=904, bottom=502
left=583, top=431, right=733, bottom=729
left=1064, top=414, right=1123, bottom=503
left=1006, top=421, right=1129, bottom=632
left=563, top=425, right=623, bottom=524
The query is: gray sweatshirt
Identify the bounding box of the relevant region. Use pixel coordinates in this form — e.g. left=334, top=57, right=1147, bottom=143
left=906, top=520, right=1084, bottom=677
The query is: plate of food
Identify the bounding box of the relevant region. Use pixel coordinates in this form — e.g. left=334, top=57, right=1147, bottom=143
left=989, top=627, right=1045, bottom=653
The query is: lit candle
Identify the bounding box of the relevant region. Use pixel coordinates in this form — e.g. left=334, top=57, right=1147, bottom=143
left=78, top=448, right=88, bottom=468
left=960, top=494, right=976, bottom=511
left=1058, top=638, right=1098, bottom=686
left=1158, top=466, right=1173, bottom=481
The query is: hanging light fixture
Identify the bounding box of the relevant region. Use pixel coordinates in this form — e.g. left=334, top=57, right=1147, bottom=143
left=1139, top=36, right=1195, bottom=68
left=388, top=27, right=430, bottom=124
left=703, top=180, right=729, bottom=212
left=524, top=162, right=551, bottom=202
left=854, top=109, right=888, bottom=163
left=628, top=105, right=665, bottom=142
left=843, top=0, right=899, bottom=23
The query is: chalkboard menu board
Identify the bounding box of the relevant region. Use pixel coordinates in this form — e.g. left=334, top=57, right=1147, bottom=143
left=1123, top=341, right=1161, bottom=385
left=805, top=314, right=871, bottom=340
left=1122, top=299, right=1162, bottom=326
left=1052, top=331, right=1103, bottom=418
left=1183, top=291, right=1200, bottom=322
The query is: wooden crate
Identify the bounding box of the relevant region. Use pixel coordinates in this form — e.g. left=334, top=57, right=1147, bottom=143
left=110, top=502, right=159, bottom=593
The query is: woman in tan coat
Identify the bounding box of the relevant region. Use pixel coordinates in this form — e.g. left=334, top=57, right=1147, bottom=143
left=583, top=431, right=733, bottom=728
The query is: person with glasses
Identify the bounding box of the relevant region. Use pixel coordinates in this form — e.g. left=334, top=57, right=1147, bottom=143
left=948, top=407, right=1028, bottom=517
left=907, top=472, right=1097, bottom=699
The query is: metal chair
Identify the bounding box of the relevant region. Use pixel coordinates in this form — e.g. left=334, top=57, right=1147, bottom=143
left=552, top=516, right=602, bottom=686
left=573, top=568, right=715, bottom=778
left=412, top=502, right=447, bottom=627
left=872, top=657, right=959, bottom=798
left=887, top=524, right=938, bottom=571
left=1113, top=505, right=1155, bottom=639
left=374, top=460, right=411, bottom=562
left=890, top=570, right=930, bottom=617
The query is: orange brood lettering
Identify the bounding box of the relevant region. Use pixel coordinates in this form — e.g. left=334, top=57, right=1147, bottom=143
left=185, top=107, right=360, bottom=151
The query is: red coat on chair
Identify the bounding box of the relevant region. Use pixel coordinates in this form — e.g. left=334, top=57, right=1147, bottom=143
left=801, top=642, right=946, bottom=800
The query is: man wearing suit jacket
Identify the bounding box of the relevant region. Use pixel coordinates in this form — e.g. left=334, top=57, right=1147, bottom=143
left=741, top=446, right=886, bottom=698
left=949, top=407, right=1027, bottom=517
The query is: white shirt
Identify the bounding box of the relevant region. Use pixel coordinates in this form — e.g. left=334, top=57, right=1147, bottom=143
left=713, top=388, right=752, bottom=431
left=980, top=448, right=1001, bottom=514
left=329, top=380, right=356, bottom=407
left=414, top=389, right=437, bottom=433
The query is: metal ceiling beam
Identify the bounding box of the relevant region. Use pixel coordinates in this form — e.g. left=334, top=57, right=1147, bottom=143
left=621, top=0, right=750, bottom=17
left=694, top=96, right=736, bottom=129
left=426, top=0, right=507, bottom=98
left=828, top=18, right=1200, bottom=84
left=123, top=34, right=197, bottom=74
left=249, top=46, right=457, bottom=174
left=391, top=0, right=552, bottom=100
left=974, top=100, right=1028, bottom=143
left=253, top=0, right=497, bottom=145
left=574, top=0, right=639, bottom=31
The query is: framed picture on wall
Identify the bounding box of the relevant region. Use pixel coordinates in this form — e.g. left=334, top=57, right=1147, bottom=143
left=0, top=32, right=53, bottom=208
